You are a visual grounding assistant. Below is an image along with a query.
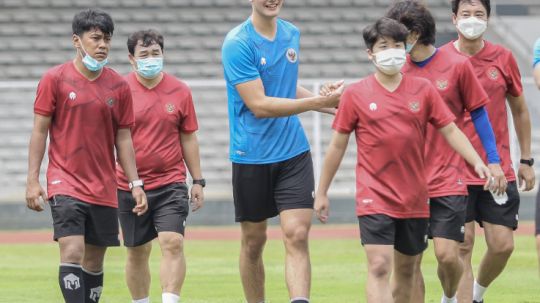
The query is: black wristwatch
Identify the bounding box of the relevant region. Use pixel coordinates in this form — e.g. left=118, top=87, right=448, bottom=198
left=192, top=178, right=206, bottom=188
left=520, top=158, right=534, bottom=166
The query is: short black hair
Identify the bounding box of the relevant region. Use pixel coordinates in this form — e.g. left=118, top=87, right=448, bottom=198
left=363, top=17, right=409, bottom=50
left=452, top=0, right=491, bottom=17
left=385, top=0, right=436, bottom=46
left=72, top=8, right=114, bottom=37
left=127, top=29, right=164, bottom=55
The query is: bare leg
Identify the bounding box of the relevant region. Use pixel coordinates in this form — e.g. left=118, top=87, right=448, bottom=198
left=125, top=242, right=152, bottom=300
left=365, top=245, right=394, bottom=303
left=240, top=221, right=267, bottom=303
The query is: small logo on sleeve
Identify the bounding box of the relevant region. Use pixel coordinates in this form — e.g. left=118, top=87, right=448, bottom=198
left=286, top=48, right=297, bottom=63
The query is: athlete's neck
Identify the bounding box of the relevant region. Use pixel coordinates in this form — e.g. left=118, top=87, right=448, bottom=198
left=374, top=71, right=402, bottom=92
left=410, top=44, right=437, bottom=62
left=455, top=37, right=484, bottom=56
left=73, top=57, right=102, bottom=81
left=136, top=72, right=164, bottom=89
left=251, top=13, right=278, bottom=40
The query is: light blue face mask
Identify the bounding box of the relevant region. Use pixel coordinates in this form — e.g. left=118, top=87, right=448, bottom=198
left=136, top=57, right=163, bottom=79
left=78, top=41, right=108, bottom=72
left=406, top=41, right=416, bottom=54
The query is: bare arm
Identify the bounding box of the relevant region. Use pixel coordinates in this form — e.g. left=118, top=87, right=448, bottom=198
left=314, top=131, right=350, bottom=223
left=180, top=131, right=204, bottom=211
left=116, top=128, right=147, bottom=215
left=534, top=66, right=540, bottom=89
left=507, top=93, right=535, bottom=190
left=25, top=114, right=51, bottom=211
left=296, top=84, right=336, bottom=115
left=438, top=122, right=491, bottom=188
left=236, top=78, right=343, bottom=118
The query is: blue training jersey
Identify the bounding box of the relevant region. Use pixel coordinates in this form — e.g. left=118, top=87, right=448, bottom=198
left=534, top=38, right=540, bottom=67
left=221, top=18, right=310, bottom=164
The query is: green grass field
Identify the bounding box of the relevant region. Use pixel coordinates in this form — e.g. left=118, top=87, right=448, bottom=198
left=0, top=235, right=538, bottom=303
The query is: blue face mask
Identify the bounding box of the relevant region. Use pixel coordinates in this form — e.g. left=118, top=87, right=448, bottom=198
left=78, top=40, right=108, bottom=72
left=136, top=57, right=163, bottom=79
left=406, top=41, right=416, bottom=54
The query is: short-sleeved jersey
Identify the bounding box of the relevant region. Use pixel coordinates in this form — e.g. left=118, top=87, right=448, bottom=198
left=116, top=72, right=199, bottom=191
left=34, top=62, right=134, bottom=207
left=533, top=38, right=540, bottom=67
left=222, top=18, right=310, bottom=164
left=441, top=41, right=523, bottom=184
left=402, top=47, right=490, bottom=197
left=333, top=75, right=455, bottom=218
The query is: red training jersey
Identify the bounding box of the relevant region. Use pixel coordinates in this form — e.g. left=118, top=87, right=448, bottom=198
left=333, top=74, right=455, bottom=218
left=34, top=61, right=134, bottom=207
left=441, top=41, right=523, bottom=185
left=402, top=47, right=490, bottom=197
left=116, top=72, right=199, bottom=191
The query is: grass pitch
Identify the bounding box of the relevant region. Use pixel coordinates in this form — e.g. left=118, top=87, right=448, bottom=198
left=0, top=233, right=538, bottom=302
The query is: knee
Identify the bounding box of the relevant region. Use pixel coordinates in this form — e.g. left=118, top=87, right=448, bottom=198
left=61, top=243, right=84, bottom=264
left=127, top=243, right=152, bottom=262
left=489, top=241, right=514, bottom=257
left=283, top=225, right=309, bottom=248
left=435, top=250, right=460, bottom=269
left=369, top=257, right=392, bottom=279
left=242, top=233, right=266, bottom=260
left=160, top=235, right=184, bottom=256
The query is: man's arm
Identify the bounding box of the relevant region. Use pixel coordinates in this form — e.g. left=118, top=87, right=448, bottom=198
left=314, top=131, right=350, bottom=223
left=236, top=78, right=343, bottom=118
left=438, top=122, right=491, bottom=188
left=507, top=93, right=535, bottom=190
left=180, top=131, right=204, bottom=212
left=534, top=66, right=540, bottom=89
left=296, top=84, right=336, bottom=115
left=116, top=128, right=147, bottom=215
left=25, top=114, right=51, bottom=211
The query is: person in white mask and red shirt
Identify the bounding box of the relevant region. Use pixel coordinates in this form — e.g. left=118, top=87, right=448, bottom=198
left=314, top=17, right=491, bottom=303
left=440, top=1, right=535, bottom=302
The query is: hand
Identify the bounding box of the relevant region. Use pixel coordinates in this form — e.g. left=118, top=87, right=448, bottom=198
left=473, top=162, right=492, bottom=190
left=487, top=163, right=507, bottom=195
left=321, top=80, right=345, bottom=108
left=190, top=184, right=204, bottom=212
left=131, top=187, right=148, bottom=216
left=25, top=180, right=48, bottom=212
left=517, top=164, right=535, bottom=191
left=314, top=192, right=330, bottom=224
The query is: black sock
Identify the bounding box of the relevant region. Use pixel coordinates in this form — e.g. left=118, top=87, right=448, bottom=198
left=291, top=300, right=309, bottom=303
left=82, top=268, right=104, bottom=303
left=59, top=263, right=85, bottom=303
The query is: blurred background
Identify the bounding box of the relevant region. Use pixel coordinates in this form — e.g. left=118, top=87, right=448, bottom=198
left=0, top=0, right=538, bottom=229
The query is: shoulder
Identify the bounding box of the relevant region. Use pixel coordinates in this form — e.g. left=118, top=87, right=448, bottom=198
left=437, top=46, right=468, bottom=66
left=41, top=62, right=71, bottom=81
left=223, top=21, right=251, bottom=49
left=278, top=19, right=300, bottom=34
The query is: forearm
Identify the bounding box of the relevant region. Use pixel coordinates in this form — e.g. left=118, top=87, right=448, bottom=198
left=318, top=135, right=348, bottom=194
left=254, top=95, right=328, bottom=118
left=116, top=132, right=140, bottom=182
left=297, top=84, right=336, bottom=115
left=534, top=67, right=540, bottom=89
left=180, top=133, right=203, bottom=180
left=441, top=124, right=483, bottom=167
left=27, top=131, right=47, bottom=182
left=471, top=107, right=500, bottom=163
left=512, top=105, right=532, bottom=159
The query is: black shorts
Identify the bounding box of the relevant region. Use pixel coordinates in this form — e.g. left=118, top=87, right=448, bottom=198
left=466, top=181, right=520, bottom=230
left=428, top=195, right=467, bottom=242
left=232, top=151, right=315, bottom=222
left=49, top=195, right=120, bottom=247
left=358, top=214, right=428, bottom=256
left=534, top=190, right=540, bottom=236
left=118, top=183, right=189, bottom=247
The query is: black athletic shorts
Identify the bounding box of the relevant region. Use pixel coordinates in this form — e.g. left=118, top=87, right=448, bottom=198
left=232, top=151, right=315, bottom=222
left=466, top=181, right=520, bottom=230
left=358, top=214, right=429, bottom=256
left=118, top=182, right=189, bottom=247
left=49, top=195, right=120, bottom=246
left=428, top=195, right=467, bottom=242
left=536, top=189, right=540, bottom=235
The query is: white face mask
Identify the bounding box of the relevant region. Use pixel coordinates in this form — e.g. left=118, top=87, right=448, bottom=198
left=373, top=48, right=406, bottom=75
left=457, top=17, right=487, bottom=40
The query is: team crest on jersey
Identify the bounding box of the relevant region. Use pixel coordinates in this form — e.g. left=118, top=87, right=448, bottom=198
left=408, top=101, right=420, bottom=113
left=487, top=67, right=499, bottom=80
left=165, top=103, right=175, bottom=113
left=436, top=80, right=448, bottom=90
left=106, top=98, right=115, bottom=107
left=286, top=48, right=297, bottom=63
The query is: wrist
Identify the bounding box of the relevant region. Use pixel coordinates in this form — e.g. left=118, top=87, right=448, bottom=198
left=129, top=179, right=144, bottom=190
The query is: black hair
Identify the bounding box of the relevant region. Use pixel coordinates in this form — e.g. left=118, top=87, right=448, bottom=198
left=385, top=0, right=436, bottom=46
left=127, top=29, right=165, bottom=55
left=72, top=8, right=114, bottom=37
left=363, top=17, right=409, bottom=50
left=452, top=0, right=491, bottom=17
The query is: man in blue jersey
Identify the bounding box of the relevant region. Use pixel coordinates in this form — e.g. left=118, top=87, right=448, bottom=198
left=221, top=1, right=343, bottom=302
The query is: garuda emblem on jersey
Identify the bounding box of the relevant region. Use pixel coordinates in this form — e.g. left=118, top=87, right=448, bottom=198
left=286, top=48, right=297, bottom=63
left=487, top=67, right=499, bottom=80
left=436, top=80, right=448, bottom=90
left=165, top=103, right=175, bottom=113
left=408, top=101, right=421, bottom=113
